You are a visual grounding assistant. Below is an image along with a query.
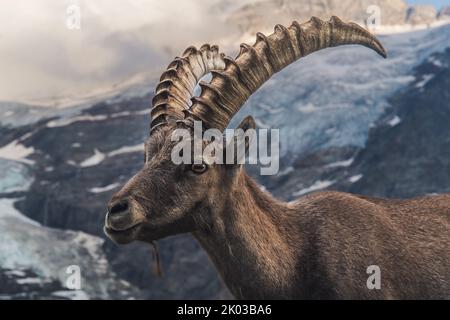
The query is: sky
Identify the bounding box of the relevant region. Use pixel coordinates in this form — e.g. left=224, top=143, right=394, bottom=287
left=406, top=0, right=449, bottom=8
left=0, top=0, right=448, bottom=105
left=0, top=0, right=239, bottom=104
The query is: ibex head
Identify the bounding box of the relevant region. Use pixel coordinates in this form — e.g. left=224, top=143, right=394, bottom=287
left=104, top=16, right=386, bottom=245
left=104, top=115, right=256, bottom=244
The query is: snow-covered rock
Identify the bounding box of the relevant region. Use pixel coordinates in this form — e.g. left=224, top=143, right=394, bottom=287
left=231, top=23, right=450, bottom=162
left=0, top=198, right=138, bottom=299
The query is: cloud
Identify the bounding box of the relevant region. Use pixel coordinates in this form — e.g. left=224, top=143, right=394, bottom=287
left=0, top=0, right=245, bottom=103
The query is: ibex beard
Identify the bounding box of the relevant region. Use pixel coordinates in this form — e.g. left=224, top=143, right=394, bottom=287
left=104, top=16, right=450, bottom=299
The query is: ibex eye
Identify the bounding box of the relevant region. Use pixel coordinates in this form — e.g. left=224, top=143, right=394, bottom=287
left=191, top=163, right=208, bottom=174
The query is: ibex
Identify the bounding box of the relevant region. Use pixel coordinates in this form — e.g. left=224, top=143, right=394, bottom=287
left=105, top=17, right=450, bottom=299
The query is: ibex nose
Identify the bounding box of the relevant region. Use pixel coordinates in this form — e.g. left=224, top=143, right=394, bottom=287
left=105, top=198, right=134, bottom=231
left=108, top=199, right=129, bottom=215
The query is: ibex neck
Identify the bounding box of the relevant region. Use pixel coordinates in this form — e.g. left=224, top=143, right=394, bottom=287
left=193, top=172, right=298, bottom=299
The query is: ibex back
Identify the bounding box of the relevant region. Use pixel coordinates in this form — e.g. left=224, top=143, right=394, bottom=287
left=104, top=16, right=450, bottom=299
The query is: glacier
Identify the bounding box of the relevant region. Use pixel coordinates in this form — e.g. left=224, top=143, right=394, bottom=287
left=230, top=23, right=450, bottom=161
left=0, top=197, right=138, bottom=299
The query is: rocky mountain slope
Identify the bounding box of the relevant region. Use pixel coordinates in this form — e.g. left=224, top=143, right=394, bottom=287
left=226, top=0, right=449, bottom=36
left=0, top=22, right=449, bottom=299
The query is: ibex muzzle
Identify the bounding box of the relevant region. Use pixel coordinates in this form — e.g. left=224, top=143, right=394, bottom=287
left=105, top=17, right=450, bottom=299
left=106, top=179, right=144, bottom=244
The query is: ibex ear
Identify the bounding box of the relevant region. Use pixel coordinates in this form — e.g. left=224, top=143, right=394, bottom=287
left=236, top=116, right=256, bottom=154
left=237, top=115, right=256, bottom=132
left=225, top=116, right=257, bottom=167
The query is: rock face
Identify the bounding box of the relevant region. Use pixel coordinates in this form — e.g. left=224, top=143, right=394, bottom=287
left=0, top=23, right=449, bottom=299
left=0, top=197, right=141, bottom=299
left=341, top=48, right=450, bottom=198
left=0, top=268, right=64, bottom=300
left=438, top=6, right=450, bottom=20
left=228, top=0, right=408, bottom=34
left=226, top=0, right=445, bottom=36
left=271, top=47, right=450, bottom=201
left=406, top=5, right=437, bottom=25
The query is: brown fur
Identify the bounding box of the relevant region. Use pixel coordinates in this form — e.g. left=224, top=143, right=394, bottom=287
left=105, top=124, right=450, bottom=299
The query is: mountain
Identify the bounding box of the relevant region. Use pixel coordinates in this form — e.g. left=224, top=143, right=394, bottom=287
left=226, top=0, right=447, bottom=37
left=438, top=6, right=450, bottom=20
left=0, top=22, right=450, bottom=299
left=406, top=5, right=437, bottom=25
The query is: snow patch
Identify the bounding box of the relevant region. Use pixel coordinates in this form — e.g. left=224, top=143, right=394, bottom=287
left=111, top=111, right=131, bottom=118
left=297, top=103, right=317, bottom=113
left=79, top=149, right=106, bottom=167
left=46, top=114, right=108, bottom=128
left=52, top=290, right=90, bottom=300
left=428, top=56, right=445, bottom=68
left=89, top=183, right=120, bottom=194
left=45, top=108, right=150, bottom=129
left=16, top=277, right=45, bottom=285
left=0, top=159, right=33, bottom=193
left=0, top=198, right=41, bottom=227
left=388, top=116, right=402, bottom=127
left=78, top=144, right=144, bottom=168
left=4, top=269, right=26, bottom=277
left=3, top=111, right=14, bottom=117
left=108, top=144, right=144, bottom=157
left=325, top=158, right=354, bottom=169
left=293, top=180, right=335, bottom=197
left=371, top=20, right=450, bottom=35
left=278, top=166, right=294, bottom=176
left=66, top=160, right=77, bottom=166
left=349, top=174, right=363, bottom=183
left=415, top=74, right=435, bottom=88
left=0, top=140, right=34, bottom=164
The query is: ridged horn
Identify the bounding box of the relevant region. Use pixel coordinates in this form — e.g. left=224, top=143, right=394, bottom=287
left=186, top=16, right=387, bottom=131
left=150, top=44, right=226, bottom=133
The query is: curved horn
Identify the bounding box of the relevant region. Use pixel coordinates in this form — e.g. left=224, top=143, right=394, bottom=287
left=186, top=16, right=387, bottom=131
left=150, top=44, right=226, bottom=133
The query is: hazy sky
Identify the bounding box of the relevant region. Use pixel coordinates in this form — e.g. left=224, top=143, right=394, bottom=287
left=0, top=0, right=448, bottom=104
left=0, top=0, right=238, bottom=104
left=406, top=0, right=448, bottom=8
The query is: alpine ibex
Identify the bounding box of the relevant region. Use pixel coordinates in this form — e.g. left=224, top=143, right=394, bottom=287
left=105, top=17, right=450, bottom=299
